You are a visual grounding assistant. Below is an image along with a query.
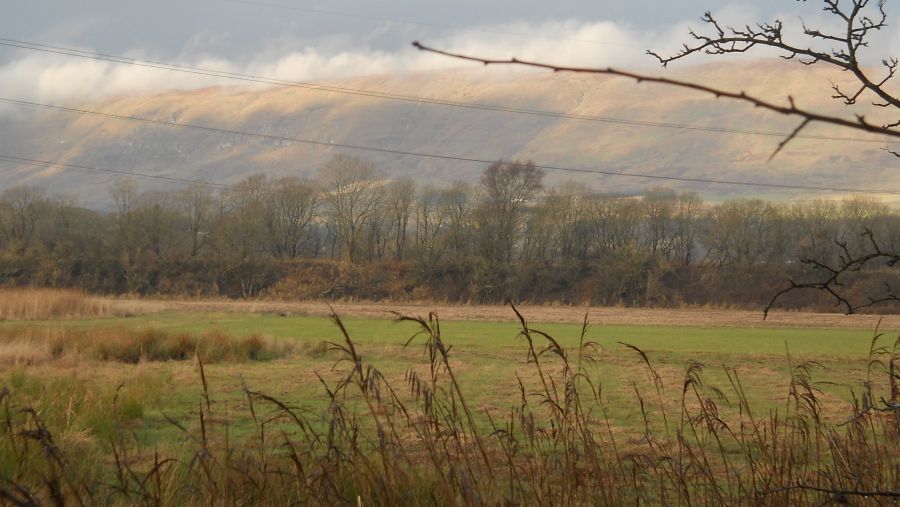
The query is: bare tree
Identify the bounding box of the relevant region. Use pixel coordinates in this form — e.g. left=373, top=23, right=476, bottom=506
left=384, top=178, right=416, bottom=261
left=672, top=192, right=705, bottom=266
left=413, top=185, right=448, bottom=274
left=522, top=182, right=588, bottom=264
left=110, top=178, right=138, bottom=235
left=0, top=186, right=46, bottom=253
left=586, top=194, right=642, bottom=257
left=642, top=188, right=678, bottom=260
left=476, top=160, right=544, bottom=265
left=442, top=181, right=476, bottom=265
left=109, top=179, right=152, bottom=293
left=133, top=191, right=180, bottom=261
left=176, top=183, right=214, bottom=257
left=320, top=155, right=382, bottom=263
left=787, top=199, right=841, bottom=264
left=225, top=174, right=271, bottom=260
left=705, top=199, right=787, bottom=267
left=267, top=177, right=320, bottom=259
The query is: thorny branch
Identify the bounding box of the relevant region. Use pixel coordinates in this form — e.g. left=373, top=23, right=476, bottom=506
left=649, top=1, right=900, bottom=114
left=765, top=228, right=900, bottom=315
left=413, top=40, right=898, bottom=152
left=414, top=1, right=900, bottom=155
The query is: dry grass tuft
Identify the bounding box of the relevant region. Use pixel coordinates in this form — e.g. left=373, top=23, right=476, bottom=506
left=0, top=341, right=54, bottom=366
left=0, top=326, right=295, bottom=365
left=0, top=288, right=166, bottom=321
left=0, top=288, right=114, bottom=320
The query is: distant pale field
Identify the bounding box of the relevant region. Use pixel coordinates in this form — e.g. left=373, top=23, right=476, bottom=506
left=1, top=302, right=894, bottom=448
left=107, top=297, right=899, bottom=329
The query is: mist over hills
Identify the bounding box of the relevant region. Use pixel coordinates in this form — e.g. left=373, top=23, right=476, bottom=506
left=0, top=59, right=896, bottom=207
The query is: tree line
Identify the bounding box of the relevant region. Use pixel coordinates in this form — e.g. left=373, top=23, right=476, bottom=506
left=2, top=155, right=898, bottom=310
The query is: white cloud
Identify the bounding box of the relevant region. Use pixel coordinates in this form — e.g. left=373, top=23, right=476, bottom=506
left=4, top=3, right=874, bottom=112
left=0, top=19, right=678, bottom=111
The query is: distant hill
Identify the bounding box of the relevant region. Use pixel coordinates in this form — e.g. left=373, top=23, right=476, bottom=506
left=0, top=59, right=896, bottom=206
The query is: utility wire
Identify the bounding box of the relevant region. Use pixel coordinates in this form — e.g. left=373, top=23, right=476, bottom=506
left=0, top=155, right=231, bottom=189
left=0, top=37, right=891, bottom=145
left=221, top=0, right=640, bottom=47
left=3, top=97, right=898, bottom=195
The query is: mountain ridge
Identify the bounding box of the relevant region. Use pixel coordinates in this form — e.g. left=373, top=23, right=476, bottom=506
left=0, top=59, right=896, bottom=206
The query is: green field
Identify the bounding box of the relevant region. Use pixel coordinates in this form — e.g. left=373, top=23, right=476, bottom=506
left=2, top=305, right=898, bottom=505
left=1, top=310, right=893, bottom=446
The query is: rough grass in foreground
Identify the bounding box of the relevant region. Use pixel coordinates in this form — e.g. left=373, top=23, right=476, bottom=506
left=0, top=307, right=897, bottom=506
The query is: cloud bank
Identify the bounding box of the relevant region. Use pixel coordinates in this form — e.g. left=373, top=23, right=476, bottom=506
left=0, top=14, right=719, bottom=105
left=1, top=3, right=894, bottom=112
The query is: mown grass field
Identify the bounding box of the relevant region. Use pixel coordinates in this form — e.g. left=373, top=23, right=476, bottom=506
left=1, top=308, right=893, bottom=447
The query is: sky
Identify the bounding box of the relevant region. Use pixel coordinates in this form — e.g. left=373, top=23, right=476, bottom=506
left=6, top=1, right=792, bottom=58
left=2, top=0, right=873, bottom=104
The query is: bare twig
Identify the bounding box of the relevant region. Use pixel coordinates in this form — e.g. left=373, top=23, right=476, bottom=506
left=413, top=42, right=900, bottom=145
left=647, top=1, right=900, bottom=119
left=765, top=229, right=900, bottom=316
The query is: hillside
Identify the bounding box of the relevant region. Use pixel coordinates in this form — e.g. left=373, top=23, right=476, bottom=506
left=0, top=59, right=896, bottom=205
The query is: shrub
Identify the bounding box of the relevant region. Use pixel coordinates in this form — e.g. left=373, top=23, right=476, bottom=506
left=0, top=288, right=111, bottom=320
left=0, top=326, right=294, bottom=365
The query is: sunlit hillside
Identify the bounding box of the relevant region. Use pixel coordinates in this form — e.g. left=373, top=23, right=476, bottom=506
left=1, top=58, right=896, bottom=205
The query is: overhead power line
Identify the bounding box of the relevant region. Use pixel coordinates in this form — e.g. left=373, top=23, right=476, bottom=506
left=0, top=37, right=891, bottom=145
left=221, top=0, right=640, bottom=47
left=2, top=97, right=898, bottom=195
left=0, top=155, right=231, bottom=189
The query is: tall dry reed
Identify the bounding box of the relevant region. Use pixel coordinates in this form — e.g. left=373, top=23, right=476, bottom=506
left=0, top=288, right=112, bottom=320
left=0, top=305, right=897, bottom=505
